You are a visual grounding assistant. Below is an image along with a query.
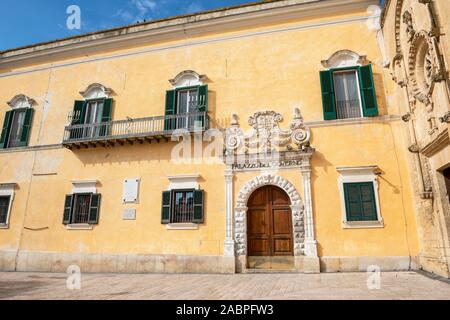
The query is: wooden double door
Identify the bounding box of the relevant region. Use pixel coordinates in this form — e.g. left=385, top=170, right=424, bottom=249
left=247, top=185, right=294, bottom=257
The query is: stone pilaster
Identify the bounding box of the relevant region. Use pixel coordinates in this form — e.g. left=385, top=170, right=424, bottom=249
left=301, top=168, right=318, bottom=257
left=224, top=169, right=235, bottom=257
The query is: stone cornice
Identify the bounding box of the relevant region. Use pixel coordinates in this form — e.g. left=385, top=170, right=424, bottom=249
left=0, top=0, right=377, bottom=70
left=420, top=128, right=450, bottom=157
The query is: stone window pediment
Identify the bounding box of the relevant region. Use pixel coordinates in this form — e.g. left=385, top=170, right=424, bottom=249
left=79, top=83, right=112, bottom=100
left=321, top=50, right=368, bottom=69
left=7, top=94, right=35, bottom=109
left=169, top=70, right=207, bottom=88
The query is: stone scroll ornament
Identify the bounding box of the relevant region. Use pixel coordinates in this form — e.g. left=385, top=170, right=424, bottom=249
left=225, top=108, right=311, bottom=155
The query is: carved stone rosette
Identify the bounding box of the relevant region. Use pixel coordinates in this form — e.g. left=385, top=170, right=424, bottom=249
left=408, top=30, right=443, bottom=106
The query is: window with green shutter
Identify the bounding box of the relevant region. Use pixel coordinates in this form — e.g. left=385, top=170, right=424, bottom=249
left=62, top=193, right=101, bottom=225
left=343, top=182, right=378, bottom=222
left=320, top=65, right=378, bottom=120
left=164, top=85, right=208, bottom=131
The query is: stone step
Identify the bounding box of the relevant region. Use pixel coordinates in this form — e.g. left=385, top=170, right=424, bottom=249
left=245, top=269, right=298, bottom=274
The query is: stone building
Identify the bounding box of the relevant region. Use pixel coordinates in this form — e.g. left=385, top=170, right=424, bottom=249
left=0, top=0, right=447, bottom=277
left=381, top=0, right=450, bottom=277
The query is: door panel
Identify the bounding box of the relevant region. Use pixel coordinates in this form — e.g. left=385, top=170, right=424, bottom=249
left=247, top=186, right=293, bottom=258
left=273, top=239, right=292, bottom=254
left=248, top=209, right=268, bottom=235
left=248, top=239, right=269, bottom=256
left=271, top=188, right=290, bottom=205
left=247, top=188, right=266, bottom=206
left=272, top=209, right=291, bottom=235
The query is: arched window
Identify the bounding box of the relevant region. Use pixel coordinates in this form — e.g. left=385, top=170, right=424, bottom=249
left=0, top=95, right=35, bottom=149
left=69, top=83, right=113, bottom=140
left=320, top=50, right=378, bottom=120
left=164, top=71, right=208, bottom=131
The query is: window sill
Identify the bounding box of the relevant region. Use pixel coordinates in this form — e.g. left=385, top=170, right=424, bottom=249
left=166, top=223, right=199, bottom=230
left=65, top=224, right=93, bottom=230
left=342, top=220, right=384, bottom=229
left=0, top=224, right=9, bottom=229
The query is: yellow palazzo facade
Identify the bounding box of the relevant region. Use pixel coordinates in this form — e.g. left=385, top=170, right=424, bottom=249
left=0, top=0, right=447, bottom=276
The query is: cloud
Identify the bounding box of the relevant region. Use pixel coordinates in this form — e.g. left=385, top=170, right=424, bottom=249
left=186, top=2, right=204, bottom=14
left=115, top=9, right=135, bottom=23
left=114, top=0, right=206, bottom=25
left=132, top=0, right=157, bottom=16
left=115, top=0, right=157, bottom=23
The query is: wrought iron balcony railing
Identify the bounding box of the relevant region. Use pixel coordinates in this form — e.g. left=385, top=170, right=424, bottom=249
left=62, top=112, right=209, bottom=149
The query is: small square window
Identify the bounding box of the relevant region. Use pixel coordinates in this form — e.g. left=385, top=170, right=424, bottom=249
left=161, top=188, right=204, bottom=225
left=63, top=192, right=101, bottom=226
left=343, top=182, right=378, bottom=222
left=337, top=166, right=383, bottom=229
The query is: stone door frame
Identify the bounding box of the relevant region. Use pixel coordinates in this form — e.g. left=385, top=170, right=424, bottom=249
left=234, top=174, right=305, bottom=259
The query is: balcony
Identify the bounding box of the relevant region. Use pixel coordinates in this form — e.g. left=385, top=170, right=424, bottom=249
left=62, top=112, right=209, bottom=149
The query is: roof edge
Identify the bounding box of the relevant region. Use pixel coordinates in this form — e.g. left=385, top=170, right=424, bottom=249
left=0, top=0, right=377, bottom=70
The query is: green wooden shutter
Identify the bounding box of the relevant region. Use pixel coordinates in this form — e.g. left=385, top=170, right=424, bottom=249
left=344, top=182, right=378, bottom=222
left=72, top=101, right=86, bottom=125
left=63, top=195, right=74, bottom=225
left=320, top=70, right=337, bottom=120
left=161, top=191, right=172, bottom=224
left=0, top=111, right=13, bottom=149
left=197, top=85, right=208, bottom=112
left=358, top=65, right=379, bottom=117
left=193, top=190, right=205, bottom=224
left=344, top=183, right=363, bottom=221
left=360, top=183, right=378, bottom=221
left=197, top=85, right=208, bottom=129
left=99, top=98, right=113, bottom=137
left=70, top=101, right=86, bottom=140
left=18, top=108, right=34, bottom=147
left=88, top=194, right=101, bottom=225
left=164, top=90, right=177, bottom=131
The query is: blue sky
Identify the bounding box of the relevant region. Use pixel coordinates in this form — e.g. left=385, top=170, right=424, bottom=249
left=0, top=0, right=254, bottom=51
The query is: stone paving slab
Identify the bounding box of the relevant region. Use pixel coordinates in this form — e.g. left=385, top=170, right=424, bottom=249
left=0, top=271, right=449, bottom=300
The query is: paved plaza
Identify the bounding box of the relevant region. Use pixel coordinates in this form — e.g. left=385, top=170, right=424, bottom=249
left=0, top=271, right=449, bottom=300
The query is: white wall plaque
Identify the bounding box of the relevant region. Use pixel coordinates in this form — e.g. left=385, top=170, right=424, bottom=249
left=123, top=178, right=140, bottom=203
left=122, top=209, right=136, bottom=220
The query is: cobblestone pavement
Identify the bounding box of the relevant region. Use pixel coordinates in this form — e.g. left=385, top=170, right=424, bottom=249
left=0, top=271, right=449, bottom=300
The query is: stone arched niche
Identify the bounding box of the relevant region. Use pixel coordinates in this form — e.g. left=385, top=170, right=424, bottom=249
left=234, top=173, right=305, bottom=257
